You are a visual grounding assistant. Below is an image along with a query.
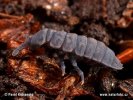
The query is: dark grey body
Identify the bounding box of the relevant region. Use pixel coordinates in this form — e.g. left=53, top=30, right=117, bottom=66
left=12, top=28, right=123, bottom=70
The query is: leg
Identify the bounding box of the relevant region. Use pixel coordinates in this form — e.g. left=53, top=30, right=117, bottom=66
left=53, top=51, right=66, bottom=76
left=71, top=56, right=84, bottom=85
left=60, top=59, right=66, bottom=76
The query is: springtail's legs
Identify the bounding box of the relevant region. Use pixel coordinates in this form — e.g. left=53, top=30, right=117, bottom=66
left=71, top=56, right=84, bottom=85
left=53, top=51, right=66, bottom=76
left=60, top=59, right=66, bottom=76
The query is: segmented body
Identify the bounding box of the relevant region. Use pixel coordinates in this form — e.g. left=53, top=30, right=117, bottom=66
left=12, top=28, right=123, bottom=70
